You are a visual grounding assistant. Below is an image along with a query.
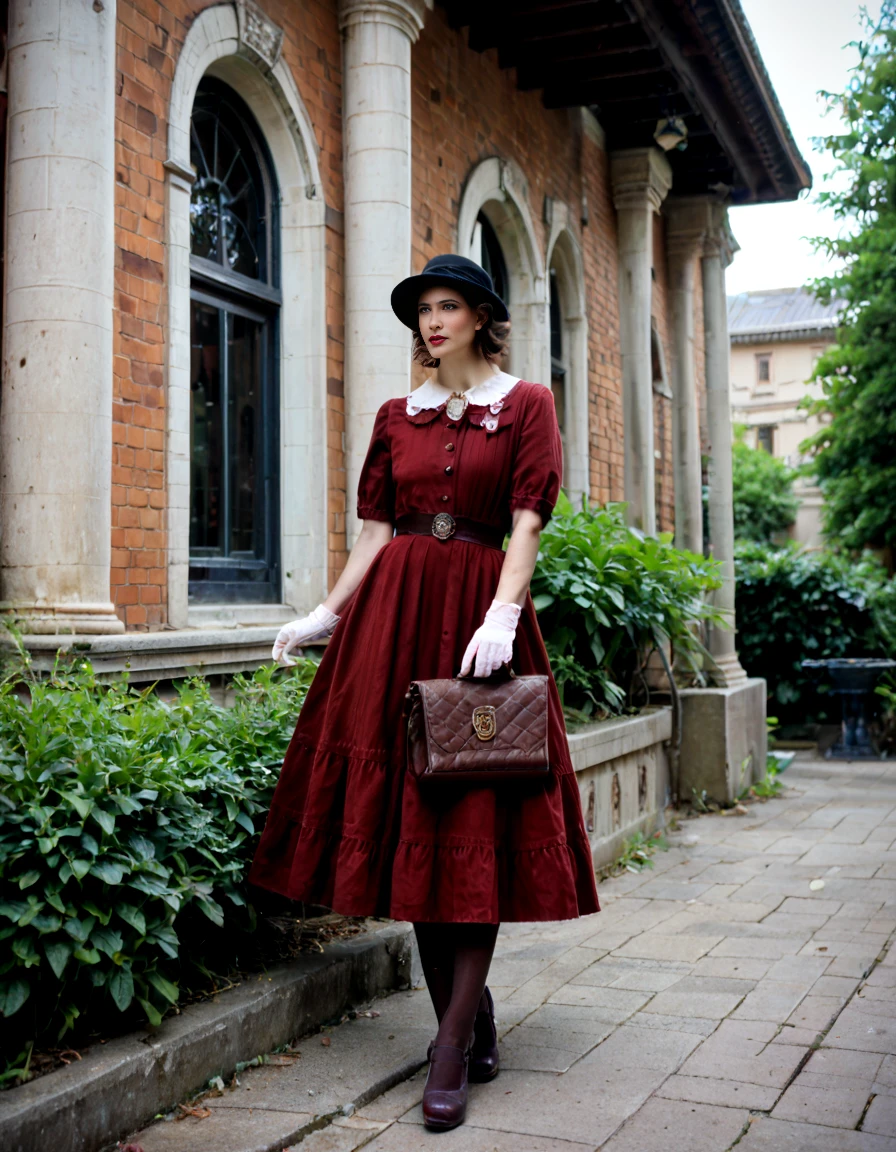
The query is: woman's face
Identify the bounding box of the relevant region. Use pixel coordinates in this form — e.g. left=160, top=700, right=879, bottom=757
left=417, top=285, right=484, bottom=359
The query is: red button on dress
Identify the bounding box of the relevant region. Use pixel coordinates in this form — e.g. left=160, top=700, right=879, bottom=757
left=249, top=380, right=600, bottom=924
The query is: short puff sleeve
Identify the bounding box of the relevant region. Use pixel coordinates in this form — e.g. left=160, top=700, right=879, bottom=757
left=508, top=385, right=563, bottom=528
left=356, top=400, right=395, bottom=522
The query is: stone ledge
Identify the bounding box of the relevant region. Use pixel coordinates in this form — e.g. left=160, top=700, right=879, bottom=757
left=0, top=627, right=329, bottom=682
left=187, top=604, right=298, bottom=629
left=0, top=921, right=417, bottom=1152
left=566, top=707, right=672, bottom=773
left=567, top=707, right=673, bottom=870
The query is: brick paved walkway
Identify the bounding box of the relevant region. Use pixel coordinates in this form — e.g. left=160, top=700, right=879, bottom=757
left=135, top=753, right=896, bottom=1151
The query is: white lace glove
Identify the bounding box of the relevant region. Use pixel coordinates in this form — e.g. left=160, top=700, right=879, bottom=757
left=459, top=599, right=523, bottom=678
left=272, top=604, right=341, bottom=667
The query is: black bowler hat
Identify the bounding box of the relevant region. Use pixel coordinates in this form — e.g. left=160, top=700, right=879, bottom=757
left=391, top=254, right=510, bottom=330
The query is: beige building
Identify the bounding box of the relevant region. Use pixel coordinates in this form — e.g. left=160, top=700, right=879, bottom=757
left=728, top=287, right=841, bottom=547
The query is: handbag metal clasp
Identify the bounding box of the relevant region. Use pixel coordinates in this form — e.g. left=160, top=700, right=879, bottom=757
left=472, top=705, right=497, bottom=741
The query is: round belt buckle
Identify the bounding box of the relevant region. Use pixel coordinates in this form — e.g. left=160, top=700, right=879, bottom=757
left=432, top=512, right=456, bottom=540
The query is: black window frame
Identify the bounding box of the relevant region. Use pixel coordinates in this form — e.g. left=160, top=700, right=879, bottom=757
left=188, top=78, right=282, bottom=606
left=477, top=211, right=508, bottom=305
left=549, top=267, right=567, bottom=437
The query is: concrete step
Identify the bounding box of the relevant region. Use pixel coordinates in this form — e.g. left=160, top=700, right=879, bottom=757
left=128, top=986, right=436, bottom=1152
left=0, top=921, right=417, bottom=1152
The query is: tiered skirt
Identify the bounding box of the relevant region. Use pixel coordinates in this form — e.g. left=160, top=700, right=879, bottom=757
left=249, top=534, right=600, bottom=923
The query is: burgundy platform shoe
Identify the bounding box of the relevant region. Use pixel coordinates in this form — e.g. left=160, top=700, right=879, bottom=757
left=421, top=1043, right=471, bottom=1131
left=469, top=985, right=499, bottom=1082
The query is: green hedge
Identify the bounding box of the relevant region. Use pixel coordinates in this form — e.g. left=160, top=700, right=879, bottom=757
left=531, top=494, right=724, bottom=716
left=0, top=646, right=315, bottom=1073
left=735, top=541, right=896, bottom=723
left=732, top=438, right=799, bottom=543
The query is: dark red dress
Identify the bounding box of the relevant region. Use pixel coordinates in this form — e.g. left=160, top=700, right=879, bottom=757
left=249, top=380, right=600, bottom=923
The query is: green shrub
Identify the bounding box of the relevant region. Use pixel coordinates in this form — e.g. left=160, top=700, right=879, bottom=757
left=0, top=643, right=315, bottom=1066
left=531, top=494, right=724, bottom=716
left=735, top=541, right=895, bottom=723
left=732, top=438, right=799, bottom=543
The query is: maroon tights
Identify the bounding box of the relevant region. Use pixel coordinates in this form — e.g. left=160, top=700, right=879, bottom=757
left=413, top=921, right=499, bottom=1053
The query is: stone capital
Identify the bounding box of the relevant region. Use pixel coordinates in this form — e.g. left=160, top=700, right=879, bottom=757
left=664, top=196, right=713, bottom=260
left=701, top=201, right=740, bottom=268
left=664, top=196, right=739, bottom=267
left=609, top=147, right=673, bottom=214
left=339, top=0, right=432, bottom=41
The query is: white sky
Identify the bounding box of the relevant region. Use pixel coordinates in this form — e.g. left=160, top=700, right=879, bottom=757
left=725, top=0, right=882, bottom=295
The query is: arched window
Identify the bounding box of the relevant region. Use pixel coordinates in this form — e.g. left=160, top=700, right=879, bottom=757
left=651, top=320, right=672, bottom=398
left=549, top=268, right=567, bottom=442
left=473, top=211, right=508, bottom=305
left=188, top=78, right=281, bottom=604
left=547, top=226, right=588, bottom=505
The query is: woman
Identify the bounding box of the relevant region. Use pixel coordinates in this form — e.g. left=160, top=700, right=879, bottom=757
left=249, top=254, right=599, bottom=1131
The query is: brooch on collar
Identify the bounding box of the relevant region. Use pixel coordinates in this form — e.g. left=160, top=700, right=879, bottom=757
left=445, top=390, right=504, bottom=425
left=445, top=392, right=469, bottom=421
left=479, top=397, right=505, bottom=433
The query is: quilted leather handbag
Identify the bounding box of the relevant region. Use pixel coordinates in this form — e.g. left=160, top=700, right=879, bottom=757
left=403, top=667, right=550, bottom=783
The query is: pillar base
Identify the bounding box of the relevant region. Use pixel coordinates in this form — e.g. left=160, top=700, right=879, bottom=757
left=709, top=650, right=749, bottom=688
left=1, top=603, right=125, bottom=635
left=679, top=678, right=767, bottom=805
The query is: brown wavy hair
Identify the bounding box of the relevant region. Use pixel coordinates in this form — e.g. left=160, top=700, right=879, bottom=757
left=412, top=300, right=511, bottom=369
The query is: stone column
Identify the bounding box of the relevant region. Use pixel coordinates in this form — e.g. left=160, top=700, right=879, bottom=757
left=340, top=0, right=431, bottom=544
left=0, top=0, right=122, bottom=633
left=702, top=203, right=747, bottom=686
left=664, top=199, right=707, bottom=556
left=609, top=148, right=672, bottom=534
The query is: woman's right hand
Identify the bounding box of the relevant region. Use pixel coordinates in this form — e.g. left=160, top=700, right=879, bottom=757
left=273, top=604, right=341, bottom=667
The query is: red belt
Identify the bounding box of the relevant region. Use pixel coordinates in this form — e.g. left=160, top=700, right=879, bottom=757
left=394, top=512, right=506, bottom=550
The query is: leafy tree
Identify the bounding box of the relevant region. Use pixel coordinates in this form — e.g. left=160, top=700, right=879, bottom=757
left=731, top=437, right=798, bottom=543
left=802, top=3, right=896, bottom=554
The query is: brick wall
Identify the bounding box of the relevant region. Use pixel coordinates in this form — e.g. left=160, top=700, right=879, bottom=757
left=113, top=0, right=176, bottom=629
left=583, top=124, right=625, bottom=507
left=111, top=0, right=684, bottom=628
left=410, top=7, right=632, bottom=508
left=112, top=0, right=345, bottom=629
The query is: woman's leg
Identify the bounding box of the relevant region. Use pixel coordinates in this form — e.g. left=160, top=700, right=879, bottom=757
left=421, top=922, right=500, bottom=1127
left=434, top=922, right=499, bottom=1051
left=413, top=922, right=456, bottom=1024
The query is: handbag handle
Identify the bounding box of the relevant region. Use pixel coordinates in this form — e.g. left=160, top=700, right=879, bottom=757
left=454, top=662, right=516, bottom=682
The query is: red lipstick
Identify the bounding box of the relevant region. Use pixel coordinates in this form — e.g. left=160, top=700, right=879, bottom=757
left=429, top=335, right=447, bottom=346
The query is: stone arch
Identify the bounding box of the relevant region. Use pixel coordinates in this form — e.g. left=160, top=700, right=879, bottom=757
left=456, top=157, right=548, bottom=385
left=165, top=3, right=327, bottom=627
left=547, top=209, right=590, bottom=507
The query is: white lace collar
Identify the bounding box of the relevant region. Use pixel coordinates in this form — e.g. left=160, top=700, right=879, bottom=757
left=406, top=371, right=521, bottom=415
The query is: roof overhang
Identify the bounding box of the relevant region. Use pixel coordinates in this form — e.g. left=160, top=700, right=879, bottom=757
left=730, top=323, right=838, bottom=345
left=439, top=0, right=811, bottom=204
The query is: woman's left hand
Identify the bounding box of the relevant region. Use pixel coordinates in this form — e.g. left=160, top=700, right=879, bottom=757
left=460, top=599, right=522, bottom=677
